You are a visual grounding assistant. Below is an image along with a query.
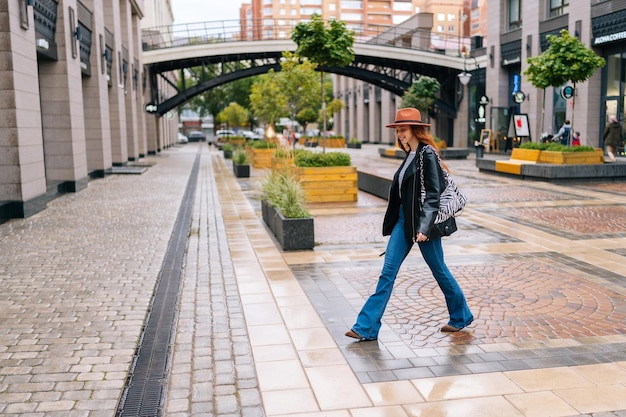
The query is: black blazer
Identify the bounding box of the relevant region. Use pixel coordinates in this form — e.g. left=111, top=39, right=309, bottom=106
left=382, top=144, right=445, bottom=241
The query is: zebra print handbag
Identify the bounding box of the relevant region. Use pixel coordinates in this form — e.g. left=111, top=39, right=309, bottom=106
left=419, top=146, right=467, bottom=227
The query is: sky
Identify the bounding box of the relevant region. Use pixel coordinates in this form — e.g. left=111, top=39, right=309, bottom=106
left=171, top=0, right=246, bottom=24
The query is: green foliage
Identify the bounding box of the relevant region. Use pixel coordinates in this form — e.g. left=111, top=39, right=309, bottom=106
left=279, top=51, right=322, bottom=125
left=295, top=150, right=351, bottom=167
left=273, top=147, right=294, bottom=158
left=348, top=137, right=361, bottom=144
left=401, top=76, right=440, bottom=114
left=261, top=171, right=310, bottom=219
left=519, top=142, right=596, bottom=152
left=291, top=14, right=355, bottom=68
left=250, top=71, right=286, bottom=125
left=221, top=142, right=234, bottom=152
left=524, top=29, right=606, bottom=89
left=246, top=140, right=277, bottom=149
left=217, top=102, right=250, bottom=129
left=233, top=148, right=249, bottom=165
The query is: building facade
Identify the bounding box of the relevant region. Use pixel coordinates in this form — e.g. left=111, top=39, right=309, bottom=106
left=486, top=0, right=626, bottom=149
left=0, top=0, right=176, bottom=222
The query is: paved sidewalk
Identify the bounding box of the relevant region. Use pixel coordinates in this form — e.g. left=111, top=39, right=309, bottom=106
left=2, top=142, right=626, bottom=416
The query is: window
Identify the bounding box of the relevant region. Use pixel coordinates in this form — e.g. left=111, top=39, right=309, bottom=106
left=437, top=25, right=444, bottom=32
left=291, top=9, right=297, bottom=15
left=549, top=0, right=569, bottom=18
left=279, top=8, right=286, bottom=14
left=438, top=13, right=445, bottom=21
left=508, top=0, right=521, bottom=30
left=329, top=4, right=336, bottom=10
left=341, top=12, right=362, bottom=20
left=449, top=25, right=455, bottom=32
left=341, top=1, right=363, bottom=9
left=448, top=13, right=456, bottom=21
left=393, top=2, right=412, bottom=11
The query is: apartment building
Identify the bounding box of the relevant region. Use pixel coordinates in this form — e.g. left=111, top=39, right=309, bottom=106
left=1, top=0, right=164, bottom=222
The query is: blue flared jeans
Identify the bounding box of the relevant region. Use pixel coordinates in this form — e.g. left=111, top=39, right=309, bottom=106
left=351, top=209, right=473, bottom=340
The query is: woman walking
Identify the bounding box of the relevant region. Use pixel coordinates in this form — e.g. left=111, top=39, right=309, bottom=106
left=345, top=108, right=473, bottom=341
left=603, top=115, right=623, bottom=162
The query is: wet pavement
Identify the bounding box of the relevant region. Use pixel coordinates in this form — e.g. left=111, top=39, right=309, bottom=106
left=2, top=142, right=626, bottom=416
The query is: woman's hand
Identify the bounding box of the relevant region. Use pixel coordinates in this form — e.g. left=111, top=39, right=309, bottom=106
left=416, top=232, right=429, bottom=242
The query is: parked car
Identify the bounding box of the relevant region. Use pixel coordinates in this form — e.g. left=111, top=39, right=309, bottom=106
left=241, top=130, right=262, bottom=140
left=177, top=132, right=188, bottom=144
left=216, top=129, right=236, bottom=139
left=187, top=130, right=206, bottom=142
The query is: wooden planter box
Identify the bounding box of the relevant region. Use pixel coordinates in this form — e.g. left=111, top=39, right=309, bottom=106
left=510, top=148, right=604, bottom=164
left=232, top=162, right=250, bottom=178
left=538, top=149, right=604, bottom=164
left=511, top=148, right=541, bottom=162
left=261, top=200, right=314, bottom=251
left=293, top=166, right=358, bottom=203
left=321, top=137, right=345, bottom=148
left=224, top=138, right=246, bottom=147
left=247, top=148, right=275, bottom=169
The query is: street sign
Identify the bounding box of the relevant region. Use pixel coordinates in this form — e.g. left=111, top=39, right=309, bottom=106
left=145, top=103, right=158, bottom=113
left=561, top=85, right=574, bottom=100
left=478, top=95, right=489, bottom=105
left=512, top=91, right=525, bottom=104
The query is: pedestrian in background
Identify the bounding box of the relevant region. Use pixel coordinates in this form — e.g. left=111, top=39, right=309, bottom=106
left=603, top=115, right=622, bottom=162
left=553, top=120, right=571, bottom=145
left=571, top=131, right=581, bottom=146
left=345, top=108, right=473, bottom=342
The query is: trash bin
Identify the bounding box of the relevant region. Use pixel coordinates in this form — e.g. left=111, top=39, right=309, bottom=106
left=475, top=145, right=484, bottom=159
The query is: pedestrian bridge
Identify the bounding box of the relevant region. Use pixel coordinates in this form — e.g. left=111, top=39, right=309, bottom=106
left=141, top=18, right=486, bottom=117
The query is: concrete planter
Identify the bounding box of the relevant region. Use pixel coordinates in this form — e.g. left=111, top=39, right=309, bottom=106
left=261, top=200, right=314, bottom=251
left=232, top=162, right=250, bottom=178
left=347, top=143, right=362, bottom=149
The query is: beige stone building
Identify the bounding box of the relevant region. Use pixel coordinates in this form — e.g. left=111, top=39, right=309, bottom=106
left=1, top=0, right=176, bottom=222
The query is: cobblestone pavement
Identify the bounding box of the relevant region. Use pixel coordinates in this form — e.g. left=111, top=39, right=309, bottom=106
left=2, top=143, right=626, bottom=416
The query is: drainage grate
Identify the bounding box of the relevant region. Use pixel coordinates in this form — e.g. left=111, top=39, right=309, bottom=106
left=116, top=152, right=200, bottom=416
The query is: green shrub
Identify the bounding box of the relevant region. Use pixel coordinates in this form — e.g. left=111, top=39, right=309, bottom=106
left=294, top=150, right=351, bottom=167
left=519, top=142, right=596, bottom=152
left=261, top=171, right=309, bottom=218
left=222, top=142, right=234, bottom=152
left=247, top=140, right=277, bottom=149
left=233, top=148, right=249, bottom=165
left=273, top=147, right=294, bottom=159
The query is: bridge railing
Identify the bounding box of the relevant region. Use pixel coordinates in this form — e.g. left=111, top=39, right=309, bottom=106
left=142, top=18, right=471, bottom=57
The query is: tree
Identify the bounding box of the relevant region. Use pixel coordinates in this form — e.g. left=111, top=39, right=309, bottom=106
left=523, top=29, right=605, bottom=140
left=250, top=71, right=286, bottom=136
left=217, top=102, right=250, bottom=130
left=277, top=51, right=321, bottom=146
left=401, top=76, right=441, bottom=121
left=292, top=14, right=355, bottom=151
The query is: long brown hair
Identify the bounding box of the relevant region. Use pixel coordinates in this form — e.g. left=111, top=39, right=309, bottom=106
left=396, top=125, right=449, bottom=171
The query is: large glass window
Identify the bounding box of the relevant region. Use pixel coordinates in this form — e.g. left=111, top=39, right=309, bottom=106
left=508, top=0, right=521, bottom=30
left=549, top=0, right=569, bottom=18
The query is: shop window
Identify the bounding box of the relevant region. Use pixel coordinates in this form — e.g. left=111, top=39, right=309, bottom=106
left=508, top=0, right=521, bottom=30
left=549, top=0, right=569, bottom=18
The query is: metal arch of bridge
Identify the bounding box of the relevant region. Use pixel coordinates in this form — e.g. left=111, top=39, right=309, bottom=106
left=145, top=40, right=475, bottom=118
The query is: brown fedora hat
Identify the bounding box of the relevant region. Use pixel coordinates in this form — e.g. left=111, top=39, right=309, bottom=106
left=385, top=108, right=430, bottom=128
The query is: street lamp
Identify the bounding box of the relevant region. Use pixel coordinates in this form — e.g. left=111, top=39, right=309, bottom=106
left=457, top=53, right=479, bottom=86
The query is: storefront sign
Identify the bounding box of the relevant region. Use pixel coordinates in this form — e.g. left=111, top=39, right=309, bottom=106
left=594, top=30, right=626, bottom=45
